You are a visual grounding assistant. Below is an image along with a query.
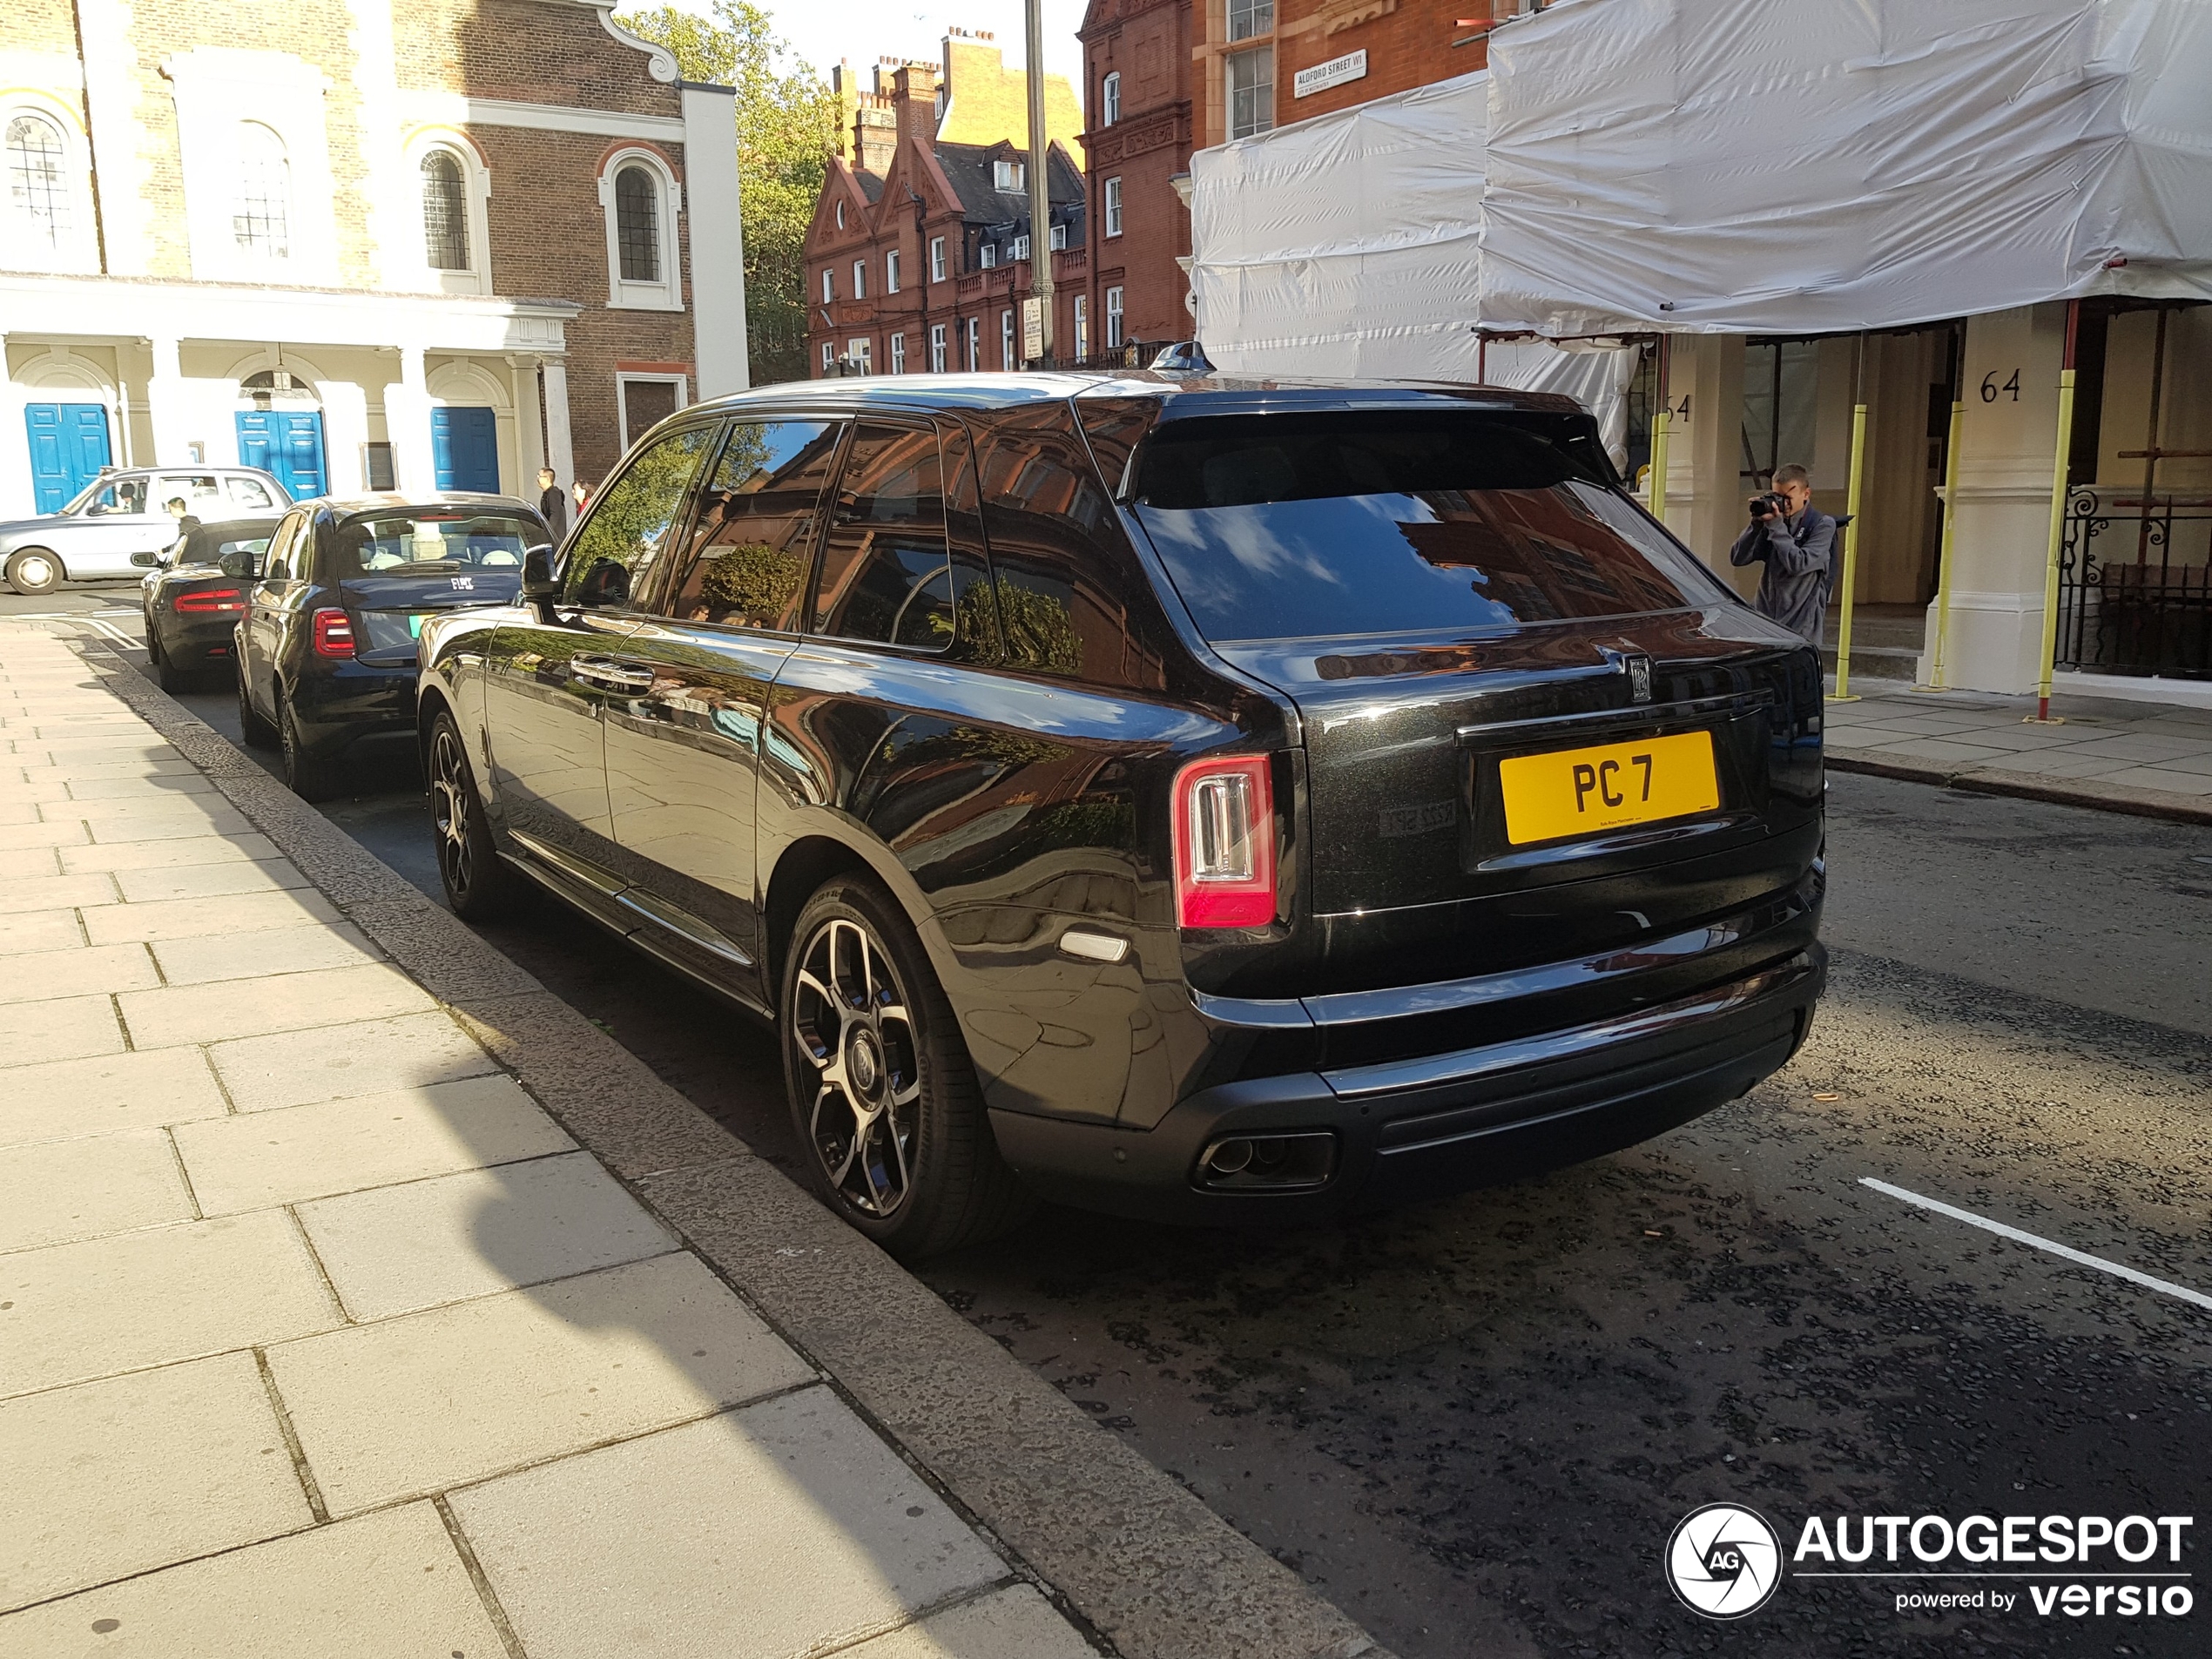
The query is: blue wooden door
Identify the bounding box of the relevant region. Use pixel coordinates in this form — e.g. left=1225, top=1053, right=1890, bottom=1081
left=234, top=410, right=326, bottom=499
left=24, top=403, right=112, bottom=513
left=430, top=407, right=499, bottom=492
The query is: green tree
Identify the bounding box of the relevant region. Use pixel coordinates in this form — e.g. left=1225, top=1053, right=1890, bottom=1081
left=617, top=2, right=841, bottom=385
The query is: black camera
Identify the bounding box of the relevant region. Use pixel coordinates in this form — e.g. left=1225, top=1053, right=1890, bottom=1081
left=1748, top=491, right=1789, bottom=520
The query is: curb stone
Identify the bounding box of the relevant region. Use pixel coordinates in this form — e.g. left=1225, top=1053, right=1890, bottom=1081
left=1825, top=746, right=2212, bottom=827
left=65, top=637, right=1392, bottom=1659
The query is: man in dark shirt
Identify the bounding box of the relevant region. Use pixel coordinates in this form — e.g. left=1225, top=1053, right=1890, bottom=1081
left=1729, top=462, right=1837, bottom=643
left=536, top=468, right=568, bottom=541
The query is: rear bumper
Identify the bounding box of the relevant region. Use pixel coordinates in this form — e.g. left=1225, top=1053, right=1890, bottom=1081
left=289, top=664, right=420, bottom=756
left=988, top=946, right=1824, bottom=1224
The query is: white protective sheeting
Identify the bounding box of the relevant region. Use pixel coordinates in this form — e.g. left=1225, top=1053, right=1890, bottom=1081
left=1480, top=0, right=2212, bottom=336
left=1187, top=72, right=1641, bottom=459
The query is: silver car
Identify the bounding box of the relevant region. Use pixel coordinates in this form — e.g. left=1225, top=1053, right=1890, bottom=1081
left=1, top=468, right=294, bottom=596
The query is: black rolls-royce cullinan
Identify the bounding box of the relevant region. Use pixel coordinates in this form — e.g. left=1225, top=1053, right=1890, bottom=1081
left=416, top=374, right=1826, bottom=1258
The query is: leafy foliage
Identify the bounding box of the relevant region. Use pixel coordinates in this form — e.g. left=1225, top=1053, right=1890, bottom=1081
left=617, top=2, right=841, bottom=385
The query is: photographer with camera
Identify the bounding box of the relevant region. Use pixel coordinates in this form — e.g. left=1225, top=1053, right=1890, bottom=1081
left=1729, top=463, right=1837, bottom=644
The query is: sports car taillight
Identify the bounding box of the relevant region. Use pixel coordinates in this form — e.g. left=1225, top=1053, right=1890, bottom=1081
left=1171, top=754, right=1278, bottom=928
left=312, top=609, right=356, bottom=658
left=172, top=588, right=243, bottom=615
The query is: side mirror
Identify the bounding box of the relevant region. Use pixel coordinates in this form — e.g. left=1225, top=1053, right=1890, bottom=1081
left=523, top=544, right=561, bottom=622
left=131, top=550, right=161, bottom=568
left=217, top=550, right=260, bottom=579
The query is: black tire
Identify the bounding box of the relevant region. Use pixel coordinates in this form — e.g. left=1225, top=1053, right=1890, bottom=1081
left=427, top=710, right=522, bottom=920
left=236, top=658, right=278, bottom=749
left=781, top=877, right=1032, bottom=1260
left=278, top=688, right=339, bottom=802
left=5, top=547, right=62, bottom=597
left=149, top=626, right=193, bottom=693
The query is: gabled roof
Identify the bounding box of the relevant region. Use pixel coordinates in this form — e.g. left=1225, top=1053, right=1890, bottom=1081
left=934, top=139, right=1085, bottom=227
left=853, top=170, right=885, bottom=205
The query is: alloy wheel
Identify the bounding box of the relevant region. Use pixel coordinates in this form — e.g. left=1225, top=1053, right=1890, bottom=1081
left=790, top=915, right=923, bottom=1217
left=430, top=723, right=475, bottom=898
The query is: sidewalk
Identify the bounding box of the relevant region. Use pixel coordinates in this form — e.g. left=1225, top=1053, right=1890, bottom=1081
left=1822, top=678, right=2212, bottom=824
left=0, top=624, right=1383, bottom=1659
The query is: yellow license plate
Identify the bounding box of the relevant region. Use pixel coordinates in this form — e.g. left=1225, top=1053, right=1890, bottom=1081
left=1497, top=730, right=1719, bottom=846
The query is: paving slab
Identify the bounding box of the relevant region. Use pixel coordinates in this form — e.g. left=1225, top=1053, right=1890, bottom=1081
left=111, top=858, right=311, bottom=903
left=149, top=921, right=380, bottom=987
left=58, top=833, right=280, bottom=873
left=80, top=806, right=257, bottom=843
left=296, top=1150, right=677, bottom=1322
left=38, top=795, right=237, bottom=828
left=7, top=994, right=125, bottom=1067
left=206, top=1010, right=501, bottom=1112
left=119, top=961, right=435, bottom=1049
left=0, top=1502, right=503, bottom=1659
left=266, top=1251, right=813, bottom=1514
left=0, top=1352, right=313, bottom=1614
left=0, top=1130, right=195, bottom=1253
left=56, top=773, right=219, bottom=801
left=0, top=941, right=157, bottom=1005
left=451, top=1388, right=1015, bottom=1659
left=0, top=1048, right=226, bottom=1149
left=843, top=1585, right=1103, bottom=1659
left=0, top=819, right=91, bottom=851
left=0, top=873, right=115, bottom=914
left=83, top=887, right=341, bottom=945
left=172, top=1073, right=572, bottom=1214
left=0, top=848, right=63, bottom=881
left=0, top=909, right=81, bottom=956
left=0, top=1212, right=343, bottom=1399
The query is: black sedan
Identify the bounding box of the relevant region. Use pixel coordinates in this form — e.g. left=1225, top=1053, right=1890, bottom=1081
left=416, top=377, right=1825, bottom=1258
left=235, top=494, right=546, bottom=799
left=135, top=516, right=284, bottom=691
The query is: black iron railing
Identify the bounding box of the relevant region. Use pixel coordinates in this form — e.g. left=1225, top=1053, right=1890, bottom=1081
left=2055, top=488, right=2212, bottom=679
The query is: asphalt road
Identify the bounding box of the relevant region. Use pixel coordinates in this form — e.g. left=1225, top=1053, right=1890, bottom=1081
left=18, top=587, right=2211, bottom=1658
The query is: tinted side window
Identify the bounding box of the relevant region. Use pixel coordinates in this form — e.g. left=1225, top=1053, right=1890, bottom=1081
left=227, top=477, right=278, bottom=509
left=563, top=425, right=717, bottom=610
left=975, top=403, right=1171, bottom=690
left=663, top=420, right=840, bottom=630
left=263, top=512, right=309, bottom=581
left=813, top=421, right=983, bottom=652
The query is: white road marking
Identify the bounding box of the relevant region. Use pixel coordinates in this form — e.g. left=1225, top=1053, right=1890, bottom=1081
left=1862, top=1177, right=2212, bottom=1312
left=7, top=610, right=143, bottom=647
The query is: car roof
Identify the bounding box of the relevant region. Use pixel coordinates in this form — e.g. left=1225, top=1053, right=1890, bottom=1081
left=312, top=493, right=539, bottom=518
left=108, top=465, right=279, bottom=478
left=679, top=372, right=1586, bottom=423
left=182, top=516, right=284, bottom=538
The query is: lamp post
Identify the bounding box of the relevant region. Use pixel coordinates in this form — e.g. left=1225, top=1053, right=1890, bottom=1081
left=1025, top=0, right=1055, bottom=368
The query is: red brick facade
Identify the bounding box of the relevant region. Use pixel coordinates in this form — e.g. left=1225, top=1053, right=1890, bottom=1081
left=1078, top=0, right=1194, bottom=355
left=1272, top=0, right=1494, bottom=125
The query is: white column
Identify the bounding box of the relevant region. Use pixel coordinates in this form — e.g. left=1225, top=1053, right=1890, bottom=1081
left=510, top=359, right=545, bottom=496
left=1663, top=333, right=1750, bottom=595
left=542, top=359, right=575, bottom=492
left=145, top=338, right=193, bottom=466
left=681, top=82, right=750, bottom=395
left=322, top=381, right=372, bottom=495
left=1916, top=304, right=2066, bottom=694
left=0, top=337, right=36, bottom=517
left=387, top=345, right=437, bottom=492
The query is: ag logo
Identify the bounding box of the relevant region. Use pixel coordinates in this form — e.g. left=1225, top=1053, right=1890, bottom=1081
left=1666, top=1503, right=1782, bottom=1619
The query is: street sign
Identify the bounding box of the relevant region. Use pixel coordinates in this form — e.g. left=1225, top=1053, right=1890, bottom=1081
left=1022, top=297, right=1044, bottom=366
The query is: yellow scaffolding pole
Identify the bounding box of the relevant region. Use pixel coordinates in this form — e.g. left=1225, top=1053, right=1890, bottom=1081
left=1920, top=395, right=1966, bottom=691
left=1828, top=335, right=1870, bottom=703
left=1646, top=337, right=1671, bottom=523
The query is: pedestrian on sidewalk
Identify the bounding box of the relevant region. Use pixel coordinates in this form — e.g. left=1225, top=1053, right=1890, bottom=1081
left=1729, top=462, right=1838, bottom=644
left=573, top=478, right=590, bottom=517
left=537, top=468, right=568, bottom=541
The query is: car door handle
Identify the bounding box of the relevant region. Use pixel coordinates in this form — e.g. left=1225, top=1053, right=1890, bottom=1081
left=569, top=655, right=656, bottom=692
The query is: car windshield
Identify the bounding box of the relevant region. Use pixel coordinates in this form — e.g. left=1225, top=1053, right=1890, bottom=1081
left=1130, top=411, right=1732, bottom=643
left=331, top=511, right=538, bottom=575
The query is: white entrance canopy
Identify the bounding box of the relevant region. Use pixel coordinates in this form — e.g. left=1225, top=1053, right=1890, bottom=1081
left=1481, top=0, right=2212, bottom=337
left=1190, top=0, right=2212, bottom=356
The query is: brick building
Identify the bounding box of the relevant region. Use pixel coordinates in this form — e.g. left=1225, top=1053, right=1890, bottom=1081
left=804, top=41, right=1087, bottom=379
left=1075, top=0, right=1529, bottom=355
left=0, top=0, right=747, bottom=517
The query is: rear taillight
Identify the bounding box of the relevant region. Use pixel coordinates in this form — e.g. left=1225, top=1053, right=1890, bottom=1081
left=172, top=588, right=243, bottom=615
left=1171, top=754, right=1277, bottom=927
left=312, top=609, right=356, bottom=658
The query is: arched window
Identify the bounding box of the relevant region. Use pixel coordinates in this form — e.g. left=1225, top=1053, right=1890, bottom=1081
left=232, top=123, right=290, bottom=259
left=615, top=165, right=660, bottom=282
left=6, top=113, right=70, bottom=249
left=421, top=149, right=469, bottom=270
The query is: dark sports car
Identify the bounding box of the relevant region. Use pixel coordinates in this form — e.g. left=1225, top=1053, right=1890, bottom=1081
left=135, top=516, right=283, bottom=691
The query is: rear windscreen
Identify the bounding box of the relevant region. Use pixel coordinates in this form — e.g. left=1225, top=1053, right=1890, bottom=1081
left=1130, top=413, right=1730, bottom=642
left=333, top=512, right=538, bottom=576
